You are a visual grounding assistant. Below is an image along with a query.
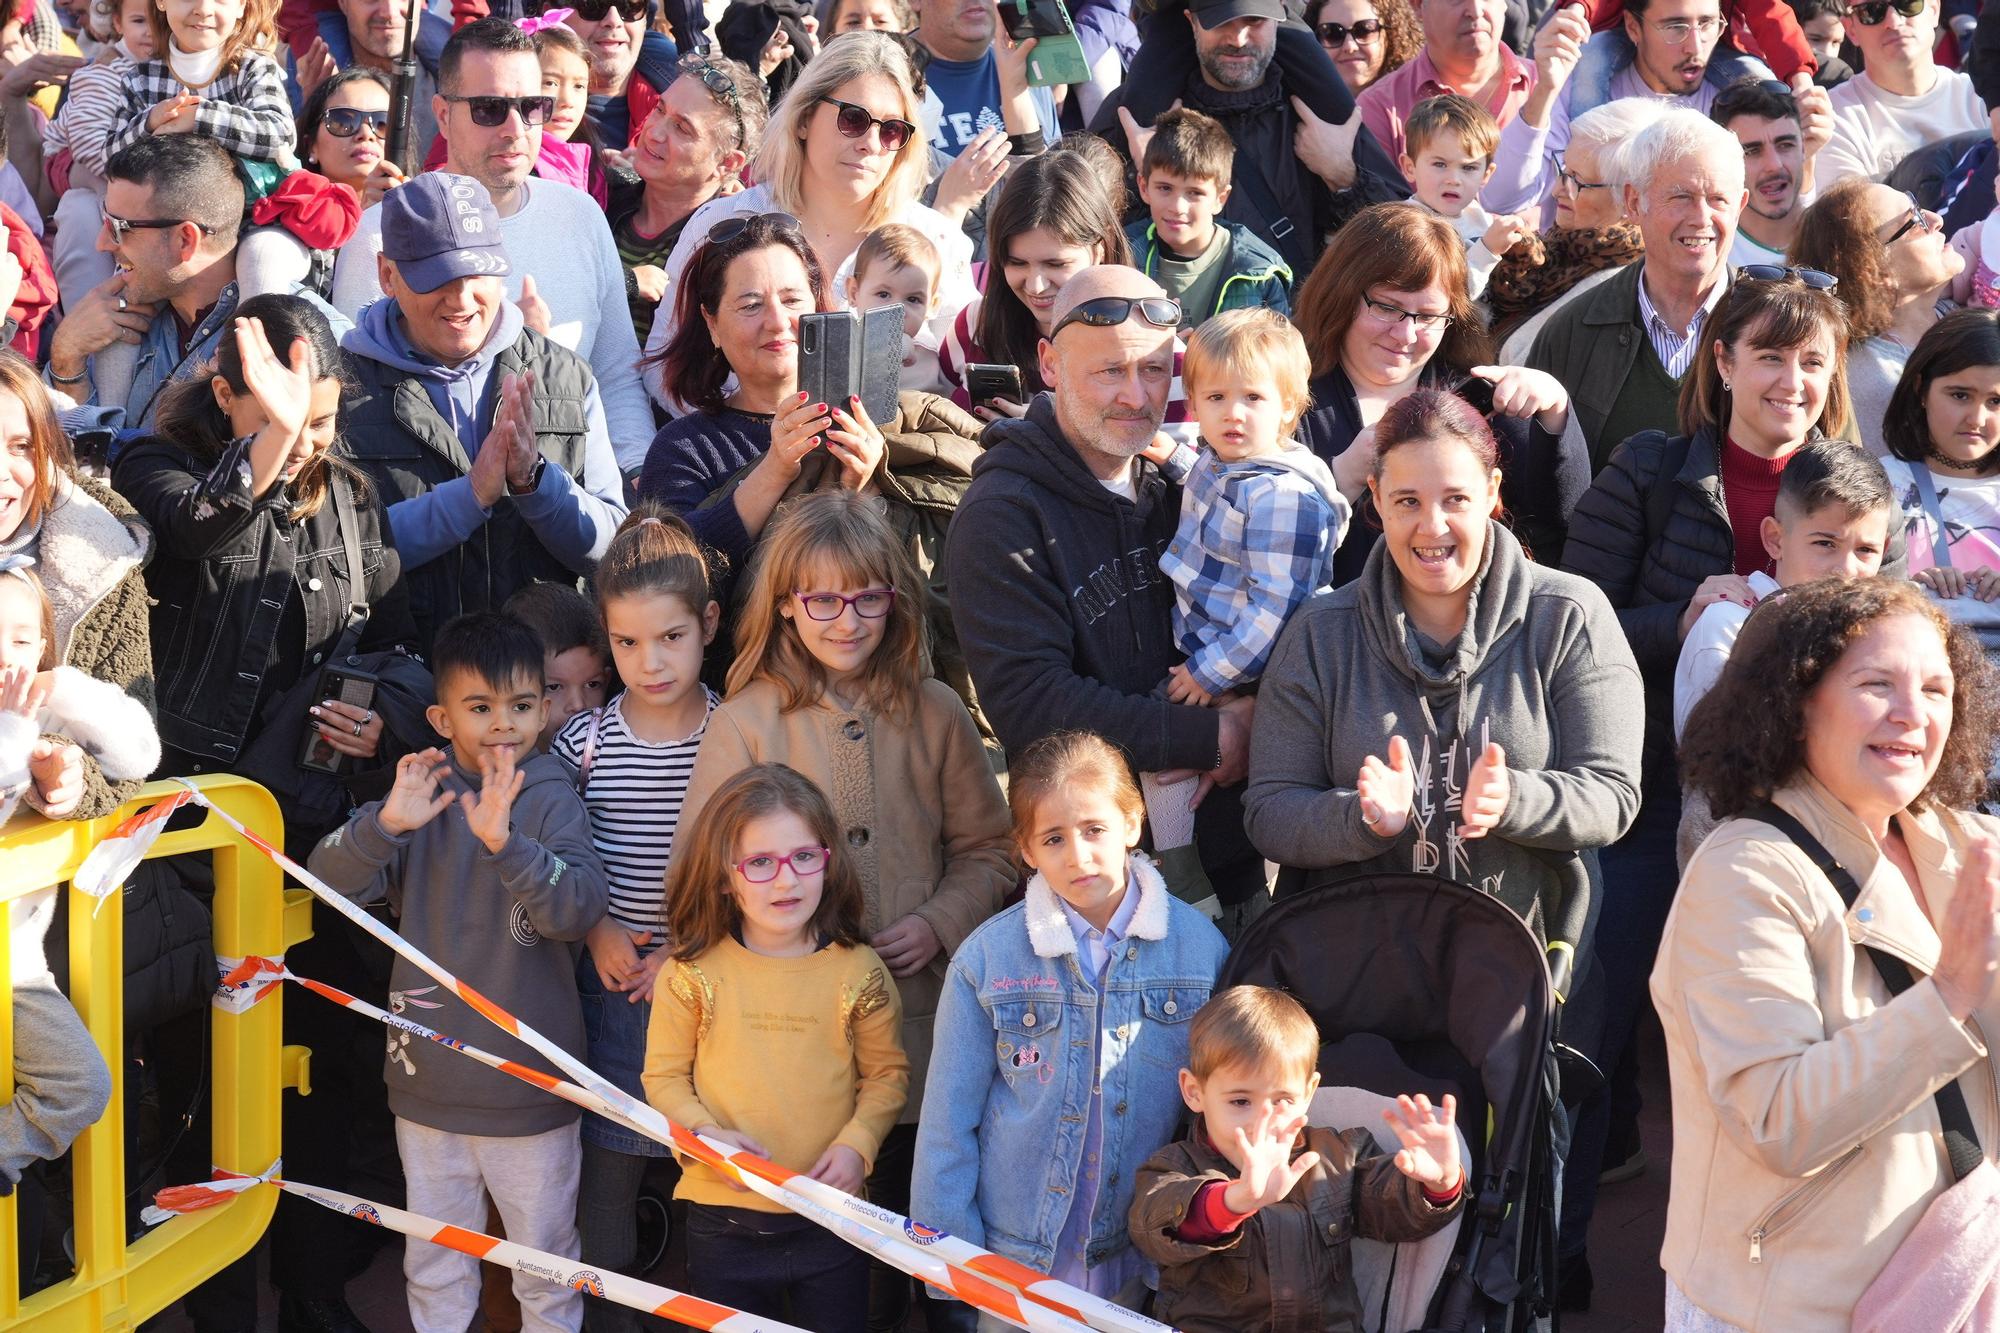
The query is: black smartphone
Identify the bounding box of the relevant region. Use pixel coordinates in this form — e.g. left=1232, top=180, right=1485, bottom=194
left=299, top=665, right=379, bottom=775
left=799, top=305, right=905, bottom=426
left=965, top=362, right=1025, bottom=408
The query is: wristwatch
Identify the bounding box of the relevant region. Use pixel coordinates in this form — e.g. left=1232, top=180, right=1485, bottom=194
left=507, top=458, right=546, bottom=496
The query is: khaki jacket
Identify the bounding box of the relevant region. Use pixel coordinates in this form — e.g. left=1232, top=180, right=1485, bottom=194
left=679, top=676, right=1015, bottom=1119
left=1653, top=775, right=2000, bottom=1331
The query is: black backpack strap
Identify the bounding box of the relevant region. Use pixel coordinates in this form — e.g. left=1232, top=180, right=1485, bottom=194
left=1745, top=801, right=1984, bottom=1182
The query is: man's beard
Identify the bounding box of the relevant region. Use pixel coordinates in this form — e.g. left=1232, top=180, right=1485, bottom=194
left=1198, top=42, right=1273, bottom=90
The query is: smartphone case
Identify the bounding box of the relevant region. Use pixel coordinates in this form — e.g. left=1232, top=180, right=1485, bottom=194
left=799, top=305, right=905, bottom=426
left=1005, top=0, right=1092, bottom=87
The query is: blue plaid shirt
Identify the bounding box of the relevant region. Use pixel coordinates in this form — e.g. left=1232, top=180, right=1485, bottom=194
left=1160, top=445, right=1349, bottom=698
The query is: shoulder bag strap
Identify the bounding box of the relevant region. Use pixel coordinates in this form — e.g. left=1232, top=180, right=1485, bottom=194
left=578, top=704, right=606, bottom=793
left=327, top=474, right=370, bottom=659
left=1907, top=465, right=1959, bottom=571
left=1745, top=800, right=1984, bottom=1182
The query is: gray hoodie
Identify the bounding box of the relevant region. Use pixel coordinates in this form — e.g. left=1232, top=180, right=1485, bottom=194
left=308, top=752, right=609, bottom=1136
left=1242, top=522, right=1645, bottom=937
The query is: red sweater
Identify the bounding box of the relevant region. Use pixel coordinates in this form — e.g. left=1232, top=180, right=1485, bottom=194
left=1566, top=0, right=1816, bottom=83
left=1720, top=435, right=1790, bottom=578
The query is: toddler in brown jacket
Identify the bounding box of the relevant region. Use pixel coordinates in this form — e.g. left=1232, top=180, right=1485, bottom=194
left=1130, top=986, right=1466, bottom=1333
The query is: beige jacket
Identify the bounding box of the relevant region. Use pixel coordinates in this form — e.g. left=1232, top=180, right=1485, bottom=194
left=679, top=676, right=1015, bottom=1120
left=1653, top=775, right=2000, bottom=1331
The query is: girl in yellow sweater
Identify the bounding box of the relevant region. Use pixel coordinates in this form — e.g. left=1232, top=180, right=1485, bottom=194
left=642, top=762, right=909, bottom=1333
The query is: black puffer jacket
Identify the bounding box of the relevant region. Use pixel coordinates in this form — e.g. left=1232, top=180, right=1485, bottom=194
left=1561, top=425, right=1905, bottom=775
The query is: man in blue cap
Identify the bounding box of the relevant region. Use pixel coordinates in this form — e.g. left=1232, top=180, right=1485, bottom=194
left=340, top=171, right=629, bottom=651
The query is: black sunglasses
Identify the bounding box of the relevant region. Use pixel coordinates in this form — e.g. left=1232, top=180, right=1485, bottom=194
left=321, top=106, right=389, bottom=138
left=677, top=57, right=745, bottom=148
left=705, top=211, right=803, bottom=245
left=1048, top=295, right=1183, bottom=340
left=104, top=211, right=216, bottom=244
left=442, top=93, right=558, bottom=127
left=1883, top=190, right=1939, bottom=245
left=818, top=96, right=915, bottom=152
left=529, top=0, right=648, bottom=19
left=1738, top=263, right=1839, bottom=289
left=1850, top=0, right=1925, bottom=24
left=1315, top=16, right=1383, bottom=44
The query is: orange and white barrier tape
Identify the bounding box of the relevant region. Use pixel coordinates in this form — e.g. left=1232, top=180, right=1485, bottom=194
left=174, top=787, right=1172, bottom=1333
left=146, top=1170, right=811, bottom=1332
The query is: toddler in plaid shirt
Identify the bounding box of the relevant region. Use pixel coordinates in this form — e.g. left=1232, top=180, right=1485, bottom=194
left=1147, top=310, right=1348, bottom=916
left=106, top=0, right=294, bottom=178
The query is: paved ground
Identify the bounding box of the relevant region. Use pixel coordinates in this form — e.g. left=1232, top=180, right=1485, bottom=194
left=150, top=1017, right=1675, bottom=1333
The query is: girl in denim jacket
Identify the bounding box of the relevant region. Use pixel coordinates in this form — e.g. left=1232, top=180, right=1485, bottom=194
left=912, top=731, right=1230, bottom=1322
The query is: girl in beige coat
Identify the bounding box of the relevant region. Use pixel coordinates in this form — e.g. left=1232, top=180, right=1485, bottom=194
left=1656, top=578, right=2000, bottom=1332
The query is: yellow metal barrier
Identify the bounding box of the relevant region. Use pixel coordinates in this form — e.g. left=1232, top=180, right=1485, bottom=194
left=1, top=775, right=312, bottom=1331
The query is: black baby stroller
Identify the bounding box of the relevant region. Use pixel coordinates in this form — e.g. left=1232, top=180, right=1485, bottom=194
left=1219, top=871, right=1567, bottom=1333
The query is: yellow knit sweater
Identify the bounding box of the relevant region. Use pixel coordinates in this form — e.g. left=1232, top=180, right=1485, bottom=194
left=642, top=936, right=909, bottom=1209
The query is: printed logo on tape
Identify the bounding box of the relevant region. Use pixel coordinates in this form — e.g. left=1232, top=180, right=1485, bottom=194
left=903, top=1219, right=948, bottom=1246
left=569, top=1270, right=607, bottom=1296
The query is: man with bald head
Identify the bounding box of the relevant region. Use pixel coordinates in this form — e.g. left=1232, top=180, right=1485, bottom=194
left=944, top=265, right=1264, bottom=914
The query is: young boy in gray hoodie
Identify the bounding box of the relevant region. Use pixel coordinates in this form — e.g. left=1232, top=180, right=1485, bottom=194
left=309, top=611, right=608, bottom=1332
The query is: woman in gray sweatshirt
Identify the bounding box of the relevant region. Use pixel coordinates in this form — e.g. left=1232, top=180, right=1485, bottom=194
left=1243, top=387, right=1645, bottom=943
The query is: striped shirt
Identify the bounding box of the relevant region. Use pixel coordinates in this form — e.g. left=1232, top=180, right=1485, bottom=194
left=1635, top=266, right=1730, bottom=380
left=44, top=56, right=129, bottom=184
left=107, top=49, right=295, bottom=165
left=551, top=687, right=717, bottom=939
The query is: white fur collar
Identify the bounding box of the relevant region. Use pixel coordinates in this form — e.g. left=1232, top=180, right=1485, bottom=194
left=37, top=475, right=147, bottom=664
left=1023, top=852, right=1173, bottom=959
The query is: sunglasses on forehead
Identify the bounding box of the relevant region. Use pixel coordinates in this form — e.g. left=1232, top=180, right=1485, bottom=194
left=676, top=56, right=745, bottom=147
left=1850, top=0, right=1925, bottom=23
left=1048, top=295, right=1183, bottom=339
left=1738, top=263, right=1839, bottom=289
left=704, top=211, right=803, bottom=245
left=442, top=93, right=557, bottom=127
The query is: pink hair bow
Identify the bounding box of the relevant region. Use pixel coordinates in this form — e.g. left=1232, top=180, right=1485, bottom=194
left=517, top=8, right=575, bottom=32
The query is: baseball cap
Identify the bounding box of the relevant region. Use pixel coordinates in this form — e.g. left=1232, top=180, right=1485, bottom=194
left=1188, top=0, right=1286, bottom=25
left=380, top=172, right=511, bottom=294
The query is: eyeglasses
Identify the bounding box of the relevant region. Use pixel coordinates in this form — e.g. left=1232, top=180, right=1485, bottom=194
left=1649, top=13, right=1724, bottom=41
left=705, top=211, right=802, bottom=245
left=678, top=56, right=745, bottom=148
left=528, top=0, right=647, bottom=20
left=1738, top=263, right=1839, bottom=289
left=1555, top=154, right=1607, bottom=196
left=441, top=93, right=558, bottom=127
left=104, top=211, right=216, bottom=244
left=818, top=96, right=916, bottom=152
left=1361, top=294, right=1452, bottom=330
left=1314, top=16, right=1382, bottom=44
left=1047, top=295, right=1183, bottom=340
left=794, top=587, right=896, bottom=620
left=321, top=106, right=389, bottom=139
left=1850, top=0, right=1925, bottom=24
left=732, top=845, right=830, bottom=883
left=1883, top=191, right=1941, bottom=245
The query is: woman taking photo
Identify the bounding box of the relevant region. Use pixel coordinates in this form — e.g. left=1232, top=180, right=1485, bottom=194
left=643, top=30, right=976, bottom=400
left=1310, top=0, right=1419, bottom=93
left=1792, top=179, right=1961, bottom=444
left=1660, top=578, right=2000, bottom=1332
left=1244, top=386, right=1643, bottom=941
left=1879, top=308, right=2000, bottom=629
left=1292, top=202, right=1590, bottom=576
left=0, top=351, right=151, bottom=820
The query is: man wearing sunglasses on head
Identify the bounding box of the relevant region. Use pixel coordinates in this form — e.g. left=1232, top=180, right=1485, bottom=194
left=944, top=266, right=1268, bottom=949
left=1819, top=0, right=1986, bottom=186
left=331, top=18, right=660, bottom=477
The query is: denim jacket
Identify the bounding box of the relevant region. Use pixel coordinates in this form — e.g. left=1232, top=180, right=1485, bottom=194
left=912, top=854, right=1229, bottom=1275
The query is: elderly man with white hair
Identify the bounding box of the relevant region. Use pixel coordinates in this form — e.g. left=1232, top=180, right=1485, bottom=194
left=1522, top=105, right=1748, bottom=470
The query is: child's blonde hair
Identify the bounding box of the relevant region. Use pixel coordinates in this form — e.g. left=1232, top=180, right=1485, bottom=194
left=729, top=492, right=930, bottom=718
left=853, top=223, right=941, bottom=295
left=1181, top=309, right=1314, bottom=439
left=1404, top=93, right=1501, bottom=163
left=0, top=564, right=54, bottom=672
left=665, top=763, right=865, bottom=961
left=1005, top=731, right=1144, bottom=856
left=1186, top=985, right=1319, bottom=1084
left=148, top=0, right=278, bottom=71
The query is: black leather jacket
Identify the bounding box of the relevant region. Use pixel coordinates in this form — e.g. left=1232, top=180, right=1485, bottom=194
left=112, top=435, right=414, bottom=764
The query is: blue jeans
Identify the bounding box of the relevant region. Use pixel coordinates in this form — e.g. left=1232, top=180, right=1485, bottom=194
left=682, top=1204, right=869, bottom=1333
left=576, top=952, right=667, bottom=1157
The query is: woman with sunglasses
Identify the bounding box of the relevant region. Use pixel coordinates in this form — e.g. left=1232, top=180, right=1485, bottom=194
left=1820, top=0, right=1986, bottom=186
left=295, top=68, right=394, bottom=205
left=1291, top=203, right=1591, bottom=583
left=1792, top=178, right=1962, bottom=447
left=644, top=31, right=974, bottom=408
left=1311, top=0, right=1419, bottom=93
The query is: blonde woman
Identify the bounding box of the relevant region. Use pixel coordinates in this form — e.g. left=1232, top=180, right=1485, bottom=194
left=644, top=30, right=975, bottom=404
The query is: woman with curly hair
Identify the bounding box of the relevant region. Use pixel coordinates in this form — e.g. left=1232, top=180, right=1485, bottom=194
left=1310, top=0, right=1420, bottom=92
left=1657, top=577, right=2000, bottom=1332
left=1791, top=178, right=1962, bottom=444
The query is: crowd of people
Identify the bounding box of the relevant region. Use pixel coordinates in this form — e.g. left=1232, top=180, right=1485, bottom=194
left=6, top=0, right=2000, bottom=1326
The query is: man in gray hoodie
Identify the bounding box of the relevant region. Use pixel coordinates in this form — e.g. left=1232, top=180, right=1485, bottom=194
left=309, top=612, right=609, bottom=1332
left=340, top=171, right=629, bottom=651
